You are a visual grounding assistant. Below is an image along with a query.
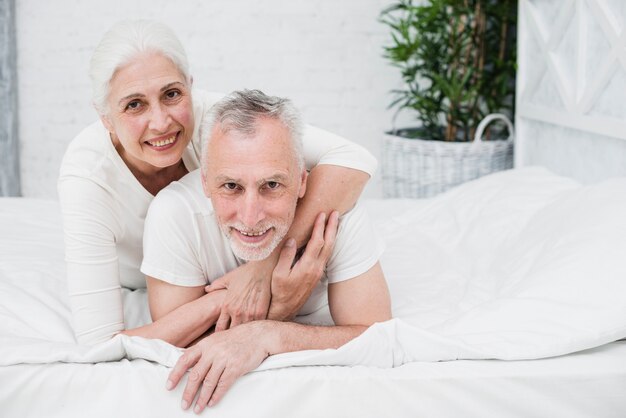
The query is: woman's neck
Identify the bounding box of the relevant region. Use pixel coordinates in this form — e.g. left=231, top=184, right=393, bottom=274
left=112, top=137, right=189, bottom=196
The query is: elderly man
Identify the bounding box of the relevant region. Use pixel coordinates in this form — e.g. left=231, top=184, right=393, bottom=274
left=141, top=90, right=391, bottom=412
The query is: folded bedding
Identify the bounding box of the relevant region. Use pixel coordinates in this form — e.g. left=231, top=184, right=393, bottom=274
left=1, top=167, right=625, bottom=370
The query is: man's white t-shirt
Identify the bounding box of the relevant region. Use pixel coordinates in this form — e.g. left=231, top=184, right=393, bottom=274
left=141, top=169, right=384, bottom=317
left=58, top=89, right=378, bottom=345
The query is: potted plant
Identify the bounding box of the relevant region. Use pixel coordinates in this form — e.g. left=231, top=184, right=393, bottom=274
left=380, top=0, right=517, bottom=198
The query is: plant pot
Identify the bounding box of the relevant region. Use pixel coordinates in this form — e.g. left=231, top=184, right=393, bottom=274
left=382, top=114, right=514, bottom=198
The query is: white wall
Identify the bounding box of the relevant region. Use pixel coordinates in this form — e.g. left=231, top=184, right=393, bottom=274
left=516, top=0, right=626, bottom=181
left=16, top=0, right=406, bottom=199
left=0, top=0, right=19, bottom=196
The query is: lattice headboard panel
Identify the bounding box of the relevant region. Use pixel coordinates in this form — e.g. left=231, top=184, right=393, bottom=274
left=516, top=0, right=626, bottom=182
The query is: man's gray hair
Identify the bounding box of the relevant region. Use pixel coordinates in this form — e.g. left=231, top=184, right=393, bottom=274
left=200, top=89, right=305, bottom=175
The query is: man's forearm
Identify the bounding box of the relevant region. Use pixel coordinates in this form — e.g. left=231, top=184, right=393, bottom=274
left=257, top=320, right=368, bottom=355
left=122, top=292, right=222, bottom=347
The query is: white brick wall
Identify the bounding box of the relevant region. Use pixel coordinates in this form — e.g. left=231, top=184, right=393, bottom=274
left=16, top=0, right=407, bottom=198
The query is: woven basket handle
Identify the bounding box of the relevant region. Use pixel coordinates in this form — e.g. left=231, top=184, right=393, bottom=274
left=473, top=113, right=514, bottom=145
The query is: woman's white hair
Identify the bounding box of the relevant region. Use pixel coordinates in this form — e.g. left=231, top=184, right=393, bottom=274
left=89, top=20, right=190, bottom=115
left=200, top=89, right=304, bottom=175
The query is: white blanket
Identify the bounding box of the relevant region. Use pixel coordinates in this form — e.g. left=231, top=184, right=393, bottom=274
left=2, top=167, right=626, bottom=370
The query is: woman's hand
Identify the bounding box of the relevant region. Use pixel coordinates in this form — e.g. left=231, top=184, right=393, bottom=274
left=268, top=211, right=339, bottom=321
left=205, top=262, right=273, bottom=332
left=205, top=211, right=339, bottom=329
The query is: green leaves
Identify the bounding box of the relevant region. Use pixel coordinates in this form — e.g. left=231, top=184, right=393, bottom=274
left=380, top=0, right=517, bottom=141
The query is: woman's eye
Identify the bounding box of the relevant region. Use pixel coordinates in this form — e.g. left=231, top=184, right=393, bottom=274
left=126, top=100, right=142, bottom=111
left=165, top=90, right=181, bottom=100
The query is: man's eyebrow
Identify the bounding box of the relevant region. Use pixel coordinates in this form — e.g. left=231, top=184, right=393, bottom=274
left=214, top=175, right=239, bottom=183
left=213, top=174, right=290, bottom=185
left=257, top=174, right=289, bottom=186
left=117, top=82, right=185, bottom=106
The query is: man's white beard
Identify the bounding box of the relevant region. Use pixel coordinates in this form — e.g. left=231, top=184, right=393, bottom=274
left=220, top=221, right=290, bottom=261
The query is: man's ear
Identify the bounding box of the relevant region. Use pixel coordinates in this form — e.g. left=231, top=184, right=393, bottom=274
left=298, top=169, right=308, bottom=198
left=201, top=170, right=211, bottom=197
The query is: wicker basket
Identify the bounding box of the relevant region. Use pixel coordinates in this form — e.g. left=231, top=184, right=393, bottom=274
left=382, top=113, right=514, bottom=198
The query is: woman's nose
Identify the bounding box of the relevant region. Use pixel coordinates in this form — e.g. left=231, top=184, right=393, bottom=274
left=148, top=103, right=172, bottom=132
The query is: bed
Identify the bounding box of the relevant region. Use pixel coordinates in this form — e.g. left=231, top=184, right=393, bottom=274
left=4, top=0, right=626, bottom=414
left=2, top=166, right=626, bottom=417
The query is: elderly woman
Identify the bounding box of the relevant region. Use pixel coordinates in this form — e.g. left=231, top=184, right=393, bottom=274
left=58, top=20, right=377, bottom=346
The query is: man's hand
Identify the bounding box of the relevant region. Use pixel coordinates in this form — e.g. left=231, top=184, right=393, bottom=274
left=205, top=262, right=273, bottom=332
left=166, top=321, right=272, bottom=412
left=268, top=211, right=339, bottom=320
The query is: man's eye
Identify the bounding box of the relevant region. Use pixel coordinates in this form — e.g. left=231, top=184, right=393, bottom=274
left=224, top=183, right=238, bottom=190
left=266, top=181, right=280, bottom=189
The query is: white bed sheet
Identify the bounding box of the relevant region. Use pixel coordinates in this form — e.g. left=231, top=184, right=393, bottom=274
left=2, top=342, right=625, bottom=418
left=2, top=167, right=626, bottom=417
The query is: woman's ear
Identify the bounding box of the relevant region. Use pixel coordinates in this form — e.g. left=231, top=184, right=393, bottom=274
left=99, top=113, right=114, bottom=134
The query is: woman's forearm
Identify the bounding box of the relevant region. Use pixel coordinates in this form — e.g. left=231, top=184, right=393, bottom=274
left=264, top=165, right=369, bottom=320
left=288, top=164, right=370, bottom=247
left=121, top=291, right=223, bottom=347
left=257, top=164, right=369, bottom=270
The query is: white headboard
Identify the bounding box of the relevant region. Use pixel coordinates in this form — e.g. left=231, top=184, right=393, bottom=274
left=516, top=0, right=626, bottom=183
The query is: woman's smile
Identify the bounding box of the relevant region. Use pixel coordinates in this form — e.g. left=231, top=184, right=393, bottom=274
left=145, top=131, right=180, bottom=151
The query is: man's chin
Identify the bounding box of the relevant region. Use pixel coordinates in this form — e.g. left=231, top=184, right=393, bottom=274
left=230, top=242, right=275, bottom=261
left=224, top=224, right=289, bottom=261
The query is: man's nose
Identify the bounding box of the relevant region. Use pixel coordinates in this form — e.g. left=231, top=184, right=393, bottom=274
left=239, top=191, right=265, bottom=227
left=148, top=103, right=172, bottom=133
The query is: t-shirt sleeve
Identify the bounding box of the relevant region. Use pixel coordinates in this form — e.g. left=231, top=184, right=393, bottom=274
left=58, top=176, right=125, bottom=346
left=141, top=188, right=207, bottom=287
left=301, top=124, right=378, bottom=176
left=325, top=204, right=385, bottom=283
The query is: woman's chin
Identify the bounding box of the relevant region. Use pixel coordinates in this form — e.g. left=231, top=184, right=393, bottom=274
left=152, top=156, right=185, bottom=169
left=145, top=143, right=187, bottom=169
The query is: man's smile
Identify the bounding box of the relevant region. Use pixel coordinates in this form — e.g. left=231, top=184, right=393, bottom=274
left=232, top=227, right=273, bottom=244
